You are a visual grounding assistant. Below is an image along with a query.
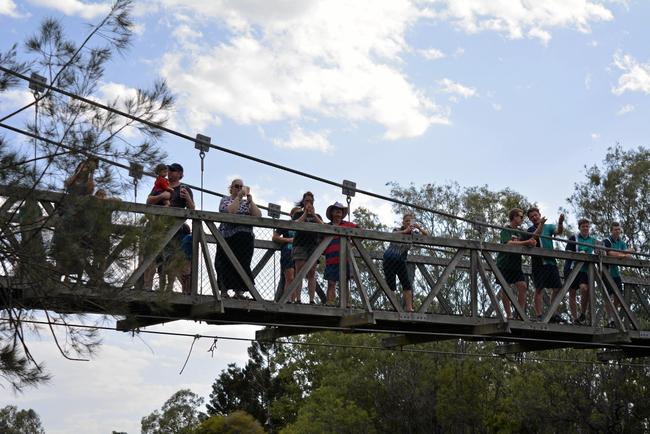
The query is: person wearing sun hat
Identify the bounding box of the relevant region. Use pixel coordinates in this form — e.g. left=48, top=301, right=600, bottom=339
left=324, top=201, right=357, bottom=306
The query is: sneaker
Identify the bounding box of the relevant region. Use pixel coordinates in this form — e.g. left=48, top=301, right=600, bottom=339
left=309, top=300, right=316, bottom=305
left=578, top=313, right=586, bottom=324
left=607, top=321, right=616, bottom=328
left=536, top=315, right=543, bottom=322
left=550, top=314, right=563, bottom=324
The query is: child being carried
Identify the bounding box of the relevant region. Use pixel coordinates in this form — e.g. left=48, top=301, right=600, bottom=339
left=151, top=163, right=174, bottom=206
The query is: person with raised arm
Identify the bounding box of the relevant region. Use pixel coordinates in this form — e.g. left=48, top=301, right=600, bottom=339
left=496, top=208, right=538, bottom=319
left=527, top=207, right=564, bottom=322
left=215, top=178, right=261, bottom=299
left=291, top=192, right=324, bottom=304
left=382, top=213, right=428, bottom=312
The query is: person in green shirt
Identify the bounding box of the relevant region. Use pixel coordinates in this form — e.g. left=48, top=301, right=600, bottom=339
left=603, top=221, right=634, bottom=325
left=527, top=207, right=565, bottom=322
left=496, top=208, right=538, bottom=319
left=564, top=218, right=596, bottom=324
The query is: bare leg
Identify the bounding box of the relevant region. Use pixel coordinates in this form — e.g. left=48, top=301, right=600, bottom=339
left=283, top=268, right=296, bottom=302
left=143, top=263, right=156, bottom=290
left=500, top=289, right=511, bottom=318
left=307, top=266, right=316, bottom=303
left=580, top=284, right=589, bottom=319
left=403, top=288, right=414, bottom=312
left=516, top=281, right=527, bottom=314
left=293, top=259, right=305, bottom=302
left=569, top=288, right=578, bottom=321
left=327, top=280, right=336, bottom=305
left=534, top=288, right=544, bottom=317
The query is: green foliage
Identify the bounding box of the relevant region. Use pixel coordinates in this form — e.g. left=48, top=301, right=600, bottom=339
left=0, top=0, right=174, bottom=392
left=569, top=145, right=650, bottom=251
left=194, top=411, right=264, bottom=434
left=207, top=342, right=294, bottom=429
left=280, top=385, right=375, bottom=434
left=141, top=389, right=205, bottom=434
left=0, top=405, right=45, bottom=434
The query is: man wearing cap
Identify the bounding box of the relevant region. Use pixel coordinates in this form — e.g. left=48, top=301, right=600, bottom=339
left=147, top=163, right=195, bottom=209
left=324, top=202, right=356, bottom=306
left=142, top=163, right=195, bottom=291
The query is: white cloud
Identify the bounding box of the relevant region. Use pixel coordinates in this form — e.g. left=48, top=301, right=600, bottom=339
left=272, top=125, right=332, bottom=152
left=419, top=48, right=446, bottom=60
left=422, top=0, right=614, bottom=43
left=99, top=81, right=138, bottom=103
left=591, top=132, right=600, bottom=140
left=157, top=0, right=448, bottom=141
left=584, top=73, right=592, bottom=90
left=0, top=89, right=33, bottom=108
left=438, top=78, right=477, bottom=99
left=0, top=0, right=21, bottom=16
left=616, top=104, right=635, bottom=116
left=28, top=0, right=111, bottom=19
left=611, top=52, right=650, bottom=95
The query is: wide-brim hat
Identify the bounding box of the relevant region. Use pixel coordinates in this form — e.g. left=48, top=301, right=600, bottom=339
left=326, top=201, right=349, bottom=221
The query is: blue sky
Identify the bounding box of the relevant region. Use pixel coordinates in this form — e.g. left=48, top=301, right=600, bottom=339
left=2, top=0, right=650, bottom=432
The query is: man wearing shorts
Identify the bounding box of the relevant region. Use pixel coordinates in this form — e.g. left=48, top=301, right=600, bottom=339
left=564, top=218, right=595, bottom=325
left=527, top=207, right=564, bottom=321
left=603, top=222, right=634, bottom=326
left=323, top=202, right=357, bottom=306
left=496, top=208, right=537, bottom=319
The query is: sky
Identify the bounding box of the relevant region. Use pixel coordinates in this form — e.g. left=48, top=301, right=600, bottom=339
left=1, top=0, right=650, bottom=432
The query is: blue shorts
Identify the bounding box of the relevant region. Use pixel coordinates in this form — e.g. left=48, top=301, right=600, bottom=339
left=324, top=263, right=350, bottom=282
left=280, top=250, right=294, bottom=270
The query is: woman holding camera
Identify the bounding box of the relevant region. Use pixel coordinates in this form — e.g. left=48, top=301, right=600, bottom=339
left=291, top=191, right=324, bottom=304
left=215, top=178, right=262, bottom=298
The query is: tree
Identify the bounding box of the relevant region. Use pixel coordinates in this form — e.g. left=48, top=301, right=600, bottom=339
left=195, top=411, right=264, bottom=434
left=0, top=0, right=173, bottom=391
left=207, top=341, right=292, bottom=430
left=569, top=145, right=650, bottom=251
left=141, top=389, right=205, bottom=434
left=0, top=405, right=45, bottom=434
left=280, top=385, right=375, bottom=434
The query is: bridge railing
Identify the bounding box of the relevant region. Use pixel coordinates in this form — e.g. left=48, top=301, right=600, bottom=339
left=2, top=185, right=650, bottom=332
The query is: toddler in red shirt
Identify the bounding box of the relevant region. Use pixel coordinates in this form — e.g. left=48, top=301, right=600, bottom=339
left=151, top=163, right=174, bottom=206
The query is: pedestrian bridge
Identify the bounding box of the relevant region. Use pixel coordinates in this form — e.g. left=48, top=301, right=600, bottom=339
left=2, top=185, right=650, bottom=360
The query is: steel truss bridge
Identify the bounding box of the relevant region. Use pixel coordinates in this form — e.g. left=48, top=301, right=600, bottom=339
left=2, top=185, right=650, bottom=361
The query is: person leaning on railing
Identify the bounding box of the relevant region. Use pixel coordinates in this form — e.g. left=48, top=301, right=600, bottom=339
left=51, top=156, right=99, bottom=282
left=382, top=213, right=428, bottom=312
left=496, top=208, right=538, bottom=319
left=272, top=206, right=300, bottom=303
left=291, top=191, right=324, bottom=305
left=214, top=178, right=261, bottom=299
left=141, top=163, right=195, bottom=291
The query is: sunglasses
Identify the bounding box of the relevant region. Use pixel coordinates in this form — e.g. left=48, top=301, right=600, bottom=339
left=232, top=184, right=243, bottom=188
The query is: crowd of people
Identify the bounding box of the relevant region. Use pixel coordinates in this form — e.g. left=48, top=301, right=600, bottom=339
left=140, top=164, right=635, bottom=320
left=45, top=158, right=636, bottom=321
left=496, top=207, right=634, bottom=326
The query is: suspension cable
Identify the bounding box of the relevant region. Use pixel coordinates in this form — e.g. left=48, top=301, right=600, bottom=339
left=1, top=67, right=648, bottom=257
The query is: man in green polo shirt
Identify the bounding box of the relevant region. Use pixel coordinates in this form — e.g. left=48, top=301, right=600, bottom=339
left=497, top=208, right=538, bottom=319
left=603, top=221, right=634, bottom=325
left=564, top=218, right=596, bottom=325
left=527, top=207, right=565, bottom=321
